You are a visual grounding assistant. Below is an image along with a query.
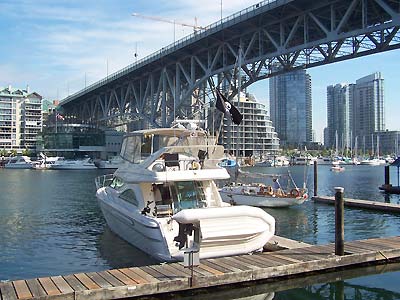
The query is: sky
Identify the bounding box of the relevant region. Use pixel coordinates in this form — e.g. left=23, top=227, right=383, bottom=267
left=1, top=0, right=399, bottom=142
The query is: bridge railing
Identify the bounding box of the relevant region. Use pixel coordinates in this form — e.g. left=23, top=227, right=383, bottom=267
left=61, top=0, right=281, bottom=104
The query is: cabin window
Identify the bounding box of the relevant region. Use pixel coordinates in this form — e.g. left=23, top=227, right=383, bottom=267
left=119, top=189, right=138, bottom=206
left=171, top=181, right=206, bottom=212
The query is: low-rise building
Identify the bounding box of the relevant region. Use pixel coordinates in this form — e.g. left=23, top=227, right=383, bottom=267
left=0, top=86, right=42, bottom=152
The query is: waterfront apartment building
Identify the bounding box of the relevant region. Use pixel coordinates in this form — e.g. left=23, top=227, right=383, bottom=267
left=326, top=72, right=385, bottom=152
left=326, top=83, right=354, bottom=149
left=269, top=69, right=312, bottom=147
left=219, top=93, right=280, bottom=157
left=0, top=86, right=42, bottom=151
left=352, top=72, right=385, bottom=139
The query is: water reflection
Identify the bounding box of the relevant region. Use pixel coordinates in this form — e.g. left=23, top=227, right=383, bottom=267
left=97, top=228, right=158, bottom=269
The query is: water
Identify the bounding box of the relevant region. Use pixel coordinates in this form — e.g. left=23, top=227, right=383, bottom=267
left=0, top=165, right=399, bottom=299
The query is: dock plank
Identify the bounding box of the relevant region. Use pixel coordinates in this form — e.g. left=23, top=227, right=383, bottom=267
left=38, top=277, right=61, bottom=296
left=197, top=263, right=225, bottom=276
left=140, top=266, right=170, bottom=281
left=25, top=279, right=46, bottom=298
left=356, top=239, right=398, bottom=250
left=97, top=271, right=124, bottom=287
left=50, top=276, right=74, bottom=294
left=128, top=267, right=160, bottom=283
left=242, top=254, right=282, bottom=268
left=119, top=268, right=149, bottom=285
left=13, top=280, right=32, bottom=299
left=0, top=281, right=17, bottom=300
left=207, top=258, right=244, bottom=272
left=272, top=249, right=323, bottom=262
left=159, top=264, right=190, bottom=278
left=108, top=270, right=137, bottom=286
left=86, top=272, right=113, bottom=289
left=63, top=275, right=87, bottom=292
left=233, top=256, right=264, bottom=269
left=223, top=256, right=259, bottom=271
left=200, top=259, right=233, bottom=273
left=150, top=264, right=186, bottom=280
left=74, top=273, right=100, bottom=290
left=171, top=263, right=209, bottom=276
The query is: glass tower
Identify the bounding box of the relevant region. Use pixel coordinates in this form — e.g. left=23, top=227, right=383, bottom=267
left=269, top=69, right=312, bottom=146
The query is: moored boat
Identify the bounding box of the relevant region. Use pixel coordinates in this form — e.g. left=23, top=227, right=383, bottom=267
left=331, top=165, right=345, bottom=172
left=95, top=126, right=275, bottom=262
left=4, top=156, right=34, bottom=169
left=50, top=157, right=97, bottom=170
left=219, top=173, right=308, bottom=208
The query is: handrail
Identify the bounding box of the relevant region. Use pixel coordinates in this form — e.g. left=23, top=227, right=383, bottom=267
left=61, top=0, right=280, bottom=104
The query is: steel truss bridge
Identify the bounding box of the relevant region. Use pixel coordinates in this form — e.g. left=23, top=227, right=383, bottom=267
left=60, top=0, right=400, bottom=129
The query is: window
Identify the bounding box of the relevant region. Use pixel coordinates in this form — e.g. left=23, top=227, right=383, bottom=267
left=110, top=177, right=124, bottom=189
left=171, top=181, right=206, bottom=212
left=119, top=189, right=138, bottom=206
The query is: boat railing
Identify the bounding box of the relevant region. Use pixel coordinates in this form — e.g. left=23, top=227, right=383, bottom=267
left=145, top=145, right=226, bottom=171
left=95, top=174, right=114, bottom=189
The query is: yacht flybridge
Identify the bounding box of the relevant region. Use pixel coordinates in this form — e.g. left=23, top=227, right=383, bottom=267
left=95, top=127, right=275, bottom=262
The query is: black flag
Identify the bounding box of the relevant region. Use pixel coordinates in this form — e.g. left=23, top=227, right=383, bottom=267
left=215, top=89, right=243, bottom=125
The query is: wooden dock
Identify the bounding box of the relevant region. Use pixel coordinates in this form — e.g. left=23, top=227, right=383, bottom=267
left=1, top=236, right=400, bottom=300
left=313, top=196, right=400, bottom=213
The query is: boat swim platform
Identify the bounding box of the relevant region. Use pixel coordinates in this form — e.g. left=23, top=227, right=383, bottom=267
left=2, top=236, right=400, bottom=300
left=312, top=196, right=400, bottom=213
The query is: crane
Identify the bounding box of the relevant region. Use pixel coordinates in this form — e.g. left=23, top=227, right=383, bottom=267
left=132, top=13, right=205, bottom=33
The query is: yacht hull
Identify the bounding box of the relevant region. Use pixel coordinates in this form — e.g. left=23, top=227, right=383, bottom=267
left=97, top=187, right=275, bottom=262
left=220, top=191, right=306, bottom=207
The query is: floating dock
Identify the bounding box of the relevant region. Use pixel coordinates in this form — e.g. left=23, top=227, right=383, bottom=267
left=313, top=196, right=400, bottom=213
left=1, top=236, right=400, bottom=300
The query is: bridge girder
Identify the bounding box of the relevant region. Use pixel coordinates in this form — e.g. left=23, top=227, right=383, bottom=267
left=61, top=0, right=400, bottom=129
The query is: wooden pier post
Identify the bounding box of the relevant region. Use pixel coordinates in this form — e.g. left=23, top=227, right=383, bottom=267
left=313, top=161, right=318, bottom=196
left=335, top=187, right=344, bottom=256
left=384, top=165, right=390, bottom=186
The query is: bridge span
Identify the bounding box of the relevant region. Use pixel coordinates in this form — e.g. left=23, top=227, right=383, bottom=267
left=60, top=0, right=400, bottom=129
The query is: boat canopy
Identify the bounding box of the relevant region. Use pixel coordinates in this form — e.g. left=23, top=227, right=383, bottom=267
left=120, top=128, right=217, bottom=164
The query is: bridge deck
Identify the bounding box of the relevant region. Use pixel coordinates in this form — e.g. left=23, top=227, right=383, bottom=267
left=1, top=236, right=400, bottom=300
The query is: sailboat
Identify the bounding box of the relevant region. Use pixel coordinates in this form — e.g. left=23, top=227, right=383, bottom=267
left=219, top=170, right=308, bottom=207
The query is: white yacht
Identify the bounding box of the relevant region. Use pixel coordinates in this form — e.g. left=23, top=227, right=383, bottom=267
left=50, top=157, right=97, bottom=170
left=33, top=153, right=65, bottom=170
left=4, top=156, right=34, bottom=169
left=95, top=127, right=275, bottom=262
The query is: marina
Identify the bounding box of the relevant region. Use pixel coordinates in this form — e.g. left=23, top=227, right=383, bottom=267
left=1, top=164, right=400, bottom=299
left=1, top=0, right=400, bottom=299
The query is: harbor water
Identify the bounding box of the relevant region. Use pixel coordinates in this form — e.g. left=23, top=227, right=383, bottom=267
left=0, top=165, right=400, bottom=299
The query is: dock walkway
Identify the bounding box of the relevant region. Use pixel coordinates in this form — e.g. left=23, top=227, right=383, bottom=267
left=313, top=196, right=400, bottom=213
left=1, top=236, right=400, bottom=300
